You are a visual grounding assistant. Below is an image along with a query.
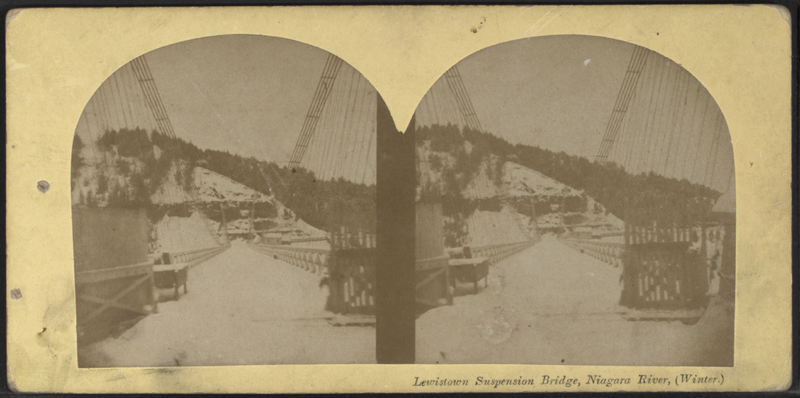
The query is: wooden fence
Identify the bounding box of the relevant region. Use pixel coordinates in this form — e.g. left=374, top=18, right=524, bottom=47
left=619, top=243, right=707, bottom=310
left=326, top=243, right=377, bottom=315
left=620, top=224, right=708, bottom=310
left=73, top=207, right=155, bottom=344
left=619, top=225, right=704, bottom=311
left=625, top=224, right=696, bottom=245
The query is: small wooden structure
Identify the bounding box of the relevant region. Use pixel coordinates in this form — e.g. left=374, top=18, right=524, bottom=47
left=153, top=260, right=189, bottom=300
left=448, top=257, right=490, bottom=294
left=153, top=245, right=230, bottom=300
left=325, top=229, right=377, bottom=314
left=73, top=207, right=155, bottom=344
left=619, top=224, right=708, bottom=311
left=445, top=246, right=490, bottom=294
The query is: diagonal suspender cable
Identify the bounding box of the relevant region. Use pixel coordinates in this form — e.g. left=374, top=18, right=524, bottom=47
left=288, top=54, right=344, bottom=171
left=595, top=46, right=650, bottom=164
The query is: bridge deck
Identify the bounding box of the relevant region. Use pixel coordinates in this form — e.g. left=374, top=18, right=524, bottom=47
left=79, top=241, right=375, bottom=366
left=416, top=235, right=734, bottom=366
left=79, top=237, right=733, bottom=366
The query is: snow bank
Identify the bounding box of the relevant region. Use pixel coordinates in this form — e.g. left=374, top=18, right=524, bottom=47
left=465, top=207, right=530, bottom=246
left=153, top=212, right=221, bottom=253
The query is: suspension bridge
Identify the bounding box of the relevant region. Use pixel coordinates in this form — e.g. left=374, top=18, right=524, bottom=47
left=72, top=39, right=734, bottom=366
left=72, top=46, right=390, bottom=366
left=408, top=41, right=735, bottom=365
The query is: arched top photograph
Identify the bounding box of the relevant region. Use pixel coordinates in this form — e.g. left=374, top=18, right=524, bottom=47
left=71, top=34, right=379, bottom=367
left=412, top=34, right=735, bottom=367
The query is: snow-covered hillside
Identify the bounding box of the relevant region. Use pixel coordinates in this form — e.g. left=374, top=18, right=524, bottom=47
left=462, top=155, right=507, bottom=200
left=72, top=139, right=326, bottom=253
left=503, top=162, right=581, bottom=198
left=417, top=140, right=624, bottom=246
left=472, top=159, right=624, bottom=234
left=194, top=168, right=273, bottom=203
left=149, top=166, right=274, bottom=204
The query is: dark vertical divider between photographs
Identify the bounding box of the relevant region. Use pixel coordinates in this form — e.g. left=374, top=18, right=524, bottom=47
left=376, top=95, right=416, bottom=364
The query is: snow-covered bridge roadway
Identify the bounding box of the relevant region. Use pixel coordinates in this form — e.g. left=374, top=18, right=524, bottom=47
left=80, top=236, right=732, bottom=367
left=79, top=241, right=375, bottom=367
left=416, top=234, right=734, bottom=366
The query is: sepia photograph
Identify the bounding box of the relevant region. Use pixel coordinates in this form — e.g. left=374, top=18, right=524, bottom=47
left=71, top=35, right=379, bottom=367
left=412, top=35, right=735, bottom=366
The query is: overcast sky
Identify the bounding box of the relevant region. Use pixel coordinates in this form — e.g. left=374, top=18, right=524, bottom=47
left=415, top=35, right=734, bottom=193
left=146, top=35, right=329, bottom=165
left=77, top=34, right=733, bottom=193
left=77, top=34, right=377, bottom=184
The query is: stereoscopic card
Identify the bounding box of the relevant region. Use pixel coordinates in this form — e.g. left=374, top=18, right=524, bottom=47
left=5, top=5, right=793, bottom=393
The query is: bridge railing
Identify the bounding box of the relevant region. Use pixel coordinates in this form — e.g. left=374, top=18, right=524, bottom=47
left=253, top=231, right=378, bottom=315
left=626, top=225, right=695, bottom=245
left=561, top=238, right=625, bottom=267
left=251, top=244, right=331, bottom=275
left=289, top=236, right=329, bottom=244
left=161, top=244, right=230, bottom=268
left=460, top=240, right=536, bottom=265
left=252, top=231, right=376, bottom=314
left=255, top=232, right=533, bottom=314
